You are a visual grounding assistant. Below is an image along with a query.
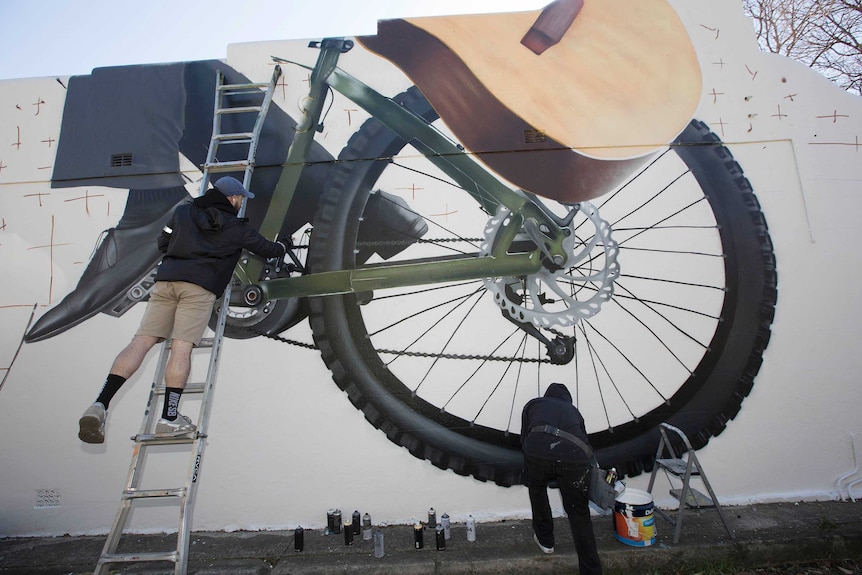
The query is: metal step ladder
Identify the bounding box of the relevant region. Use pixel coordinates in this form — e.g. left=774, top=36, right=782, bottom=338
left=200, top=64, right=281, bottom=197
left=93, top=64, right=281, bottom=575
left=646, top=422, right=734, bottom=544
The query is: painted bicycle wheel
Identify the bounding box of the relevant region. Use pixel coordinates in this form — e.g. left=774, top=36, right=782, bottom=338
left=308, top=87, right=776, bottom=486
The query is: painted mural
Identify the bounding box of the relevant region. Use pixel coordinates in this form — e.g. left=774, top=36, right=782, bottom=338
left=0, top=0, right=859, bottom=537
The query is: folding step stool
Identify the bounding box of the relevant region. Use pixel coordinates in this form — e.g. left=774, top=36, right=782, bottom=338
left=646, top=422, right=734, bottom=544
left=93, top=64, right=282, bottom=575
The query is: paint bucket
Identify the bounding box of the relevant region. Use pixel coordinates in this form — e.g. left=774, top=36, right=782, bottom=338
left=613, top=488, right=656, bottom=546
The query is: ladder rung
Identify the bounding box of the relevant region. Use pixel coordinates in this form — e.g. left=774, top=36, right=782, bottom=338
left=123, top=488, right=187, bottom=499
left=133, top=433, right=200, bottom=445
left=163, top=338, right=214, bottom=349
left=100, top=551, right=178, bottom=564
left=219, top=81, right=269, bottom=91
left=204, top=161, right=251, bottom=172
left=670, top=487, right=715, bottom=508
left=154, top=382, right=207, bottom=395
left=657, top=458, right=700, bottom=476
left=213, top=132, right=255, bottom=142
left=216, top=106, right=263, bottom=115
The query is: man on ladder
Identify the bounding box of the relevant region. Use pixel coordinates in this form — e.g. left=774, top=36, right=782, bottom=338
left=78, top=176, right=286, bottom=443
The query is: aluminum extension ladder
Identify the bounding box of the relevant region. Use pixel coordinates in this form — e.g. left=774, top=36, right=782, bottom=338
left=93, top=64, right=282, bottom=575
left=646, top=422, right=734, bottom=544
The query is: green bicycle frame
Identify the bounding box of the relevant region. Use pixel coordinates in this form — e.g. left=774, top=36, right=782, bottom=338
left=242, top=38, right=567, bottom=301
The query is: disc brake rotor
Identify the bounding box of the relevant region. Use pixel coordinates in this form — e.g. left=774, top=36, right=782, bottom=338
left=480, top=202, right=620, bottom=328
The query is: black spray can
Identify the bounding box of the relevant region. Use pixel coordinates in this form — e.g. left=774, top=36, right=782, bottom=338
left=344, top=522, right=354, bottom=545
left=352, top=510, right=361, bottom=536
left=435, top=523, right=446, bottom=550
left=428, top=507, right=436, bottom=528
left=294, top=526, right=304, bottom=552
left=413, top=522, right=424, bottom=549
left=326, top=509, right=343, bottom=534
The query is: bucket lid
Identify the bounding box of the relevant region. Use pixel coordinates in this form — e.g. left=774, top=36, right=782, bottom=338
left=615, top=488, right=653, bottom=505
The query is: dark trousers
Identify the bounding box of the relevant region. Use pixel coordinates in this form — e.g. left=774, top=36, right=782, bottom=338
left=524, top=455, right=602, bottom=575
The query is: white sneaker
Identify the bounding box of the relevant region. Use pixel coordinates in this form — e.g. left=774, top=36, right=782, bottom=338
left=155, top=413, right=196, bottom=436
left=79, top=403, right=106, bottom=444
left=534, top=533, right=554, bottom=554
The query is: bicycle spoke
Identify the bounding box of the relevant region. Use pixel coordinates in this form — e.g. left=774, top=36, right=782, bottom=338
left=413, top=292, right=486, bottom=391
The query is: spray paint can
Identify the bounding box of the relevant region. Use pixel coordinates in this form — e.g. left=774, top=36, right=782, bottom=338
left=441, top=513, right=451, bottom=540
left=344, top=521, right=354, bottom=545
left=428, top=507, right=436, bottom=528
left=373, top=529, right=385, bottom=558
left=435, top=523, right=446, bottom=550
left=362, top=513, right=373, bottom=541
left=327, top=509, right=342, bottom=534
left=352, top=510, right=361, bottom=536
left=413, top=521, right=424, bottom=549
left=466, top=514, right=476, bottom=542
left=294, top=526, right=304, bottom=552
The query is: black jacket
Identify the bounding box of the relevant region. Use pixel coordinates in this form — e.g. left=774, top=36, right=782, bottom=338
left=521, top=383, right=591, bottom=464
left=155, top=189, right=285, bottom=295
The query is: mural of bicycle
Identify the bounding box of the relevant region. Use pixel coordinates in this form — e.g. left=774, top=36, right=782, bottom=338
left=26, top=0, right=777, bottom=487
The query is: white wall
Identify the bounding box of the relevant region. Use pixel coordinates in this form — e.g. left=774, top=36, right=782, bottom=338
left=1, top=0, right=861, bottom=537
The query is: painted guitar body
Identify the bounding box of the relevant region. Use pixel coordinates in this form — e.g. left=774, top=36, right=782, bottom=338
left=359, top=0, right=701, bottom=203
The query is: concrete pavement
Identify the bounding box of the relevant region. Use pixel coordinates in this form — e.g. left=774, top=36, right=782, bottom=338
left=1, top=500, right=861, bottom=574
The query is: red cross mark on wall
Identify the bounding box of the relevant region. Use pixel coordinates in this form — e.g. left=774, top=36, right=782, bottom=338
left=817, top=110, right=850, bottom=123
left=0, top=218, right=7, bottom=231
left=277, top=76, right=288, bottom=99
left=745, top=64, right=758, bottom=81
left=343, top=108, right=359, bottom=126
left=65, top=190, right=104, bottom=215
left=27, top=215, right=71, bottom=305
left=398, top=184, right=424, bottom=200
left=32, top=96, right=46, bottom=116
left=11, top=127, right=22, bottom=150
left=711, top=118, right=728, bottom=138
left=41, top=137, right=56, bottom=148
left=0, top=159, right=7, bottom=174
left=24, top=191, right=51, bottom=207
left=430, top=204, right=458, bottom=222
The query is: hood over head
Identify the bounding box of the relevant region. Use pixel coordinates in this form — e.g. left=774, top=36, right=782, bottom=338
left=543, top=382, right=573, bottom=403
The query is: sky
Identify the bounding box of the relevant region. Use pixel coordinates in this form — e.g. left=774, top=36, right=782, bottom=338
left=0, top=0, right=549, bottom=80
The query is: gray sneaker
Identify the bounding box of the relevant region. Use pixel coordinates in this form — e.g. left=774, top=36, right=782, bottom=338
left=79, top=403, right=106, bottom=444
left=155, top=413, right=196, bottom=436
left=533, top=533, right=554, bottom=554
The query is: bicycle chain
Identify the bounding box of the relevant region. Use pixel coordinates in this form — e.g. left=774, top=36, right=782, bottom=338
left=250, top=328, right=552, bottom=363
left=355, top=236, right=483, bottom=247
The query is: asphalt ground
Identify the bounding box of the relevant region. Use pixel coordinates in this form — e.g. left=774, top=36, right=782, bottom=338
left=1, top=500, right=861, bottom=574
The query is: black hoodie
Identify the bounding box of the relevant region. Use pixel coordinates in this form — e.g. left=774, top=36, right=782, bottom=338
left=155, top=188, right=285, bottom=295
left=520, top=383, right=590, bottom=463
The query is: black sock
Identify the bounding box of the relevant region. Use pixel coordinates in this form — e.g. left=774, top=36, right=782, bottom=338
left=95, top=374, right=127, bottom=409
left=162, top=387, right=183, bottom=420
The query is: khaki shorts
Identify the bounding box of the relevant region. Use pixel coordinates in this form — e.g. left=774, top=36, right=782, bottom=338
left=136, top=281, right=216, bottom=346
